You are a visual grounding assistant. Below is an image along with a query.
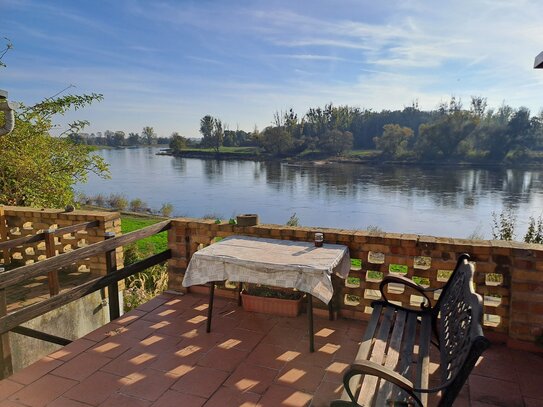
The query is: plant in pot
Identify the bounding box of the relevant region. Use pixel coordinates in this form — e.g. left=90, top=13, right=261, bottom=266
left=241, top=284, right=304, bottom=317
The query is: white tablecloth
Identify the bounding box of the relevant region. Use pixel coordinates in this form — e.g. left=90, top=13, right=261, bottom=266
left=182, top=235, right=351, bottom=304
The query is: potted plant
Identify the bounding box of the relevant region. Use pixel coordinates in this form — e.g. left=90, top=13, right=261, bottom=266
left=241, top=284, right=304, bottom=317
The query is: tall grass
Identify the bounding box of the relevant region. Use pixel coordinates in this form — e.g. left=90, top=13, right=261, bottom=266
left=123, top=243, right=168, bottom=311
left=121, top=216, right=169, bottom=311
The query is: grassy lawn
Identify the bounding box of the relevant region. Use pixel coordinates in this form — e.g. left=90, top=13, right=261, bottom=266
left=181, top=146, right=258, bottom=154
left=347, top=149, right=382, bottom=158
left=121, top=216, right=168, bottom=253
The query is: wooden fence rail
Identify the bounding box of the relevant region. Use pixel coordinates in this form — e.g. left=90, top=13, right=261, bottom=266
left=0, top=220, right=101, bottom=296
left=0, top=249, right=171, bottom=334
left=0, top=220, right=171, bottom=289
left=0, top=220, right=100, bottom=251
left=0, top=219, right=172, bottom=378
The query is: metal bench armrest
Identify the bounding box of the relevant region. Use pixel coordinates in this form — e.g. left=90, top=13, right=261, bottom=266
left=339, top=359, right=424, bottom=407
left=379, top=275, right=433, bottom=312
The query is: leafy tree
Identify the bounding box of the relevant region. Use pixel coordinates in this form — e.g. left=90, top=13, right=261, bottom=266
left=127, top=132, right=140, bottom=146
left=470, top=96, right=487, bottom=118
left=476, top=107, right=538, bottom=161
left=142, top=126, right=157, bottom=145
left=169, top=132, right=187, bottom=153
left=211, top=118, right=224, bottom=153
left=112, top=131, right=125, bottom=147
left=0, top=94, right=109, bottom=207
left=67, top=133, right=85, bottom=145
left=199, top=115, right=214, bottom=146
left=305, top=106, right=328, bottom=137
left=199, top=115, right=224, bottom=153
left=223, top=130, right=236, bottom=146
left=416, top=104, right=477, bottom=159
left=0, top=37, right=13, bottom=68
left=259, top=126, right=294, bottom=156
left=374, top=124, right=414, bottom=158
left=319, top=129, right=353, bottom=155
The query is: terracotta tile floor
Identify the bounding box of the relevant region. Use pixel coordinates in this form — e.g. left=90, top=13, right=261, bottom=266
left=1, top=292, right=542, bottom=407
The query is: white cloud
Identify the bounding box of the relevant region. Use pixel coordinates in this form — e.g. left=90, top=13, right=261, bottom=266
left=272, top=54, right=347, bottom=61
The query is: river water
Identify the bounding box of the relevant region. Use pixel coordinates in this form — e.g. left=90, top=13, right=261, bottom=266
left=77, top=147, right=543, bottom=239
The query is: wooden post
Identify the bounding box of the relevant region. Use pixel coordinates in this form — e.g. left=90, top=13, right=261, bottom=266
left=44, top=230, right=59, bottom=296
left=105, top=232, right=120, bottom=321
left=0, top=207, right=9, bottom=267
left=0, top=289, right=13, bottom=378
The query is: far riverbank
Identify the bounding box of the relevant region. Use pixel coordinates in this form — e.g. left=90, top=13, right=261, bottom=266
left=158, top=147, right=543, bottom=168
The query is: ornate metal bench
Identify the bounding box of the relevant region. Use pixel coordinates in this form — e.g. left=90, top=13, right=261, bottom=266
left=331, top=254, right=490, bottom=407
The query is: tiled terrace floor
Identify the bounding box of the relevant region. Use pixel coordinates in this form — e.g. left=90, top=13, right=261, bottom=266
left=0, top=292, right=542, bottom=407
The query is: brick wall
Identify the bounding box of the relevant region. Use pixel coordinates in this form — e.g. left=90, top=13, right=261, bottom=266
left=167, top=217, right=543, bottom=351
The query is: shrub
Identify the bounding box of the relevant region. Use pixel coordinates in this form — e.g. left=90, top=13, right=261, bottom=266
left=130, top=198, right=146, bottom=213
left=286, top=213, right=299, bottom=227
left=366, top=225, right=383, bottom=233
left=467, top=224, right=485, bottom=240
left=108, top=194, right=128, bottom=210
left=73, top=192, right=88, bottom=206
left=203, top=212, right=222, bottom=219
left=123, top=243, right=168, bottom=311
left=245, top=284, right=302, bottom=300
left=94, top=193, right=105, bottom=207
left=160, top=203, right=174, bottom=217
left=524, top=215, right=543, bottom=244
left=491, top=208, right=516, bottom=241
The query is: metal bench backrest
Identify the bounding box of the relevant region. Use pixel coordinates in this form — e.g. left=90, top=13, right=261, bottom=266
left=432, top=254, right=490, bottom=406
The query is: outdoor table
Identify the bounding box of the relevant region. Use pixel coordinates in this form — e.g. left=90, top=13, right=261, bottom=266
left=182, top=235, right=351, bottom=352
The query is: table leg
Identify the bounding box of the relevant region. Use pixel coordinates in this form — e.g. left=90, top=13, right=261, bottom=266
left=329, top=273, right=341, bottom=321
left=237, top=282, right=243, bottom=306
left=308, top=294, right=314, bottom=353
left=206, top=282, right=215, bottom=333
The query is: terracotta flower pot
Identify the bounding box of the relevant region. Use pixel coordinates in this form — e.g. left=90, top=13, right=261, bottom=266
left=241, top=291, right=303, bottom=317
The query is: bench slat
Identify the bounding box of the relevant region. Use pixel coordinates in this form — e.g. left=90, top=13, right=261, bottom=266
left=355, top=303, right=383, bottom=361
left=390, top=312, right=418, bottom=403
left=374, top=309, right=407, bottom=406
left=340, top=303, right=383, bottom=401
left=357, top=306, right=395, bottom=406
left=416, top=314, right=432, bottom=406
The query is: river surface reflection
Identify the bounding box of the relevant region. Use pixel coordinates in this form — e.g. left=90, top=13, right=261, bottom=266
left=78, top=147, right=543, bottom=239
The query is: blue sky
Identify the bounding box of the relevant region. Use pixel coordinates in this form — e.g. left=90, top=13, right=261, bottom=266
left=2, top=0, right=543, bottom=138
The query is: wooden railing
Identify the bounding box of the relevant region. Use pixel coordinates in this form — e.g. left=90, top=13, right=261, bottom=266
left=0, top=220, right=172, bottom=378
left=0, top=220, right=100, bottom=295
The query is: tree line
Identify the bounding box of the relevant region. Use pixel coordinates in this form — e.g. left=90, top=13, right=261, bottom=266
left=69, top=96, right=543, bottom=164
left=169, top=97, right=543, bottom=163
left=69, top=126, right=171, bottom=147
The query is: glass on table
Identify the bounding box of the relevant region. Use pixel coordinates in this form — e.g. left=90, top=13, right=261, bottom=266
left=314, top=232, right=324, bottom=247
